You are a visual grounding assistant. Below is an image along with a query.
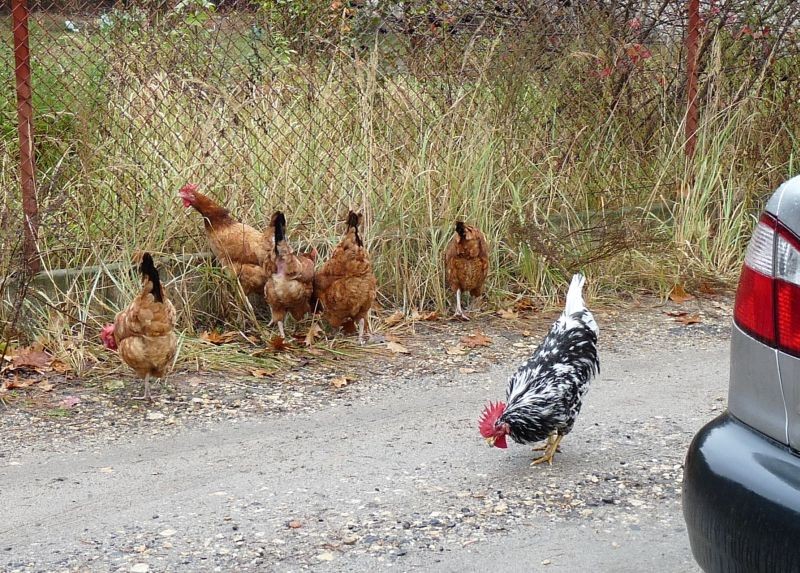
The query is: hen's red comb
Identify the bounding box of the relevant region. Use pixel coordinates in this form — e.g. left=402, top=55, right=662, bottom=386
left=478, top=401, right=506, bottom=438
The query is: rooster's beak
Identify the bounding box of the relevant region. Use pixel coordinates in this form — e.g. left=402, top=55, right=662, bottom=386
left=485, top=436, right=496, bottom=446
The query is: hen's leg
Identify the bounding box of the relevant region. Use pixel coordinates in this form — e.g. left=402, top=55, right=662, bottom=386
left=278, top=320, right=286, bottom=339
left=358, top=318, right=366, bottom=345
left=133, top=374, right=154, bottom=402
left=532, top=434, right=563, bottom=466
left=455, top=289, right=469, bottom=320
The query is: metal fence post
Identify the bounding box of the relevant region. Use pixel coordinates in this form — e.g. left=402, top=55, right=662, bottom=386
left=12, top=0, right=40, bottom=274
left=685, top=0, right=700, bottom=160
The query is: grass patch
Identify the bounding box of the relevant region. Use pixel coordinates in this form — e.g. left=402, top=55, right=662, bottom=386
left=1, top=5, right=798, bottom=376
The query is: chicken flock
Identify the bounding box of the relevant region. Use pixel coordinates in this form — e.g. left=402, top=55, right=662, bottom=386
left=101, top=183, right=599, bottom=466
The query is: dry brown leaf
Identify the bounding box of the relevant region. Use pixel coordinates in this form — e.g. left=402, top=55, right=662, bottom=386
left=669, top=284, right=695, bottom=304
left=200, top=330, right=239, bottom=345
left=3, top=347, right=54, bottom=373
left=269, top=336, right=289, bottom=352
left=497, top=308, right=518, bottom=320
left=675, top=313, right=702, bottom=325
left=250, top=368, right=273, bottom=378
left=698, top=281, right=718, bottom=295
left=38, top=382, right=55, bottom=392
left=386, top=341, right=410, bottom=354
left=521, top=330, right=532, bottom=337
left=3, top=377, right=35, bottom=390
left=460, top=331, right=492, bottom=348
left=304, top=324, right=324, bottom=347
left=445, top=345, right=466, bottom=356
left=288, top=520, right=303, bottom=529
left=513, top=298, right=537, bottom=312
left=664, top=310, right=689, bottom=317
left=50, top=359, right=71, bottom=374
left=330, top=376, right=350, bottom=389
left=410, top=310, right=439, bottom=322
left=459, top=367, right=477, bottom=374
left=383, top=311, right=405, bottom=327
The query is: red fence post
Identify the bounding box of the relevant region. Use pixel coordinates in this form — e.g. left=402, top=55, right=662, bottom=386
left=685, top=0, right=700, bottom=160
left=12, top=0, right=40, bottom=274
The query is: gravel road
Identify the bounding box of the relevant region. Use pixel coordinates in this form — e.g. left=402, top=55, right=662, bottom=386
left=1, top=332, right=727, bottom=572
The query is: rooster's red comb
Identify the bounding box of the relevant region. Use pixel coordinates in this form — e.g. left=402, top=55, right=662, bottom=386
left=478, top=401, right=506, bottom=438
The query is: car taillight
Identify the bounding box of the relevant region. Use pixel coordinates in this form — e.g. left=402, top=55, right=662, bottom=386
left=734, top=213, right=800, bottom=356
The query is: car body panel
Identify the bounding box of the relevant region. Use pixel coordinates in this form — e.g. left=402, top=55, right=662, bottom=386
left=683, top=413, right=800, bottom=573
left=770, top=175, right=800, bottom=451
left=728, top=324, right=786, bottom=444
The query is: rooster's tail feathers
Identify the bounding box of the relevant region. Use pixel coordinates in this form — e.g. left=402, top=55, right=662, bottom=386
left=139, top=253, right=163, bottom=303
left=564, top=273, right=586, bottom=317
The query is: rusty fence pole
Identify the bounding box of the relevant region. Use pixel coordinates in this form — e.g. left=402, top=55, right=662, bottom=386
left=685, top=0, right=700, bottom=161
left=12, top=0, right=40, bottom=274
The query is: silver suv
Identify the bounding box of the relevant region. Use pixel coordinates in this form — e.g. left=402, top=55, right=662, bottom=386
left=683, top=174, right=800, bottom=573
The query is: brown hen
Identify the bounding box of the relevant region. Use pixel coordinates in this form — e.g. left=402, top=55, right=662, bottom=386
left=179, top=183, right=275, bottom=296
left=100, top=253, right=178, bottom=401
left=444, top=221, right=489, bottom=319
left=314, top=211, right=377, bottom=344
left=264, top=211, right=315, bottom=339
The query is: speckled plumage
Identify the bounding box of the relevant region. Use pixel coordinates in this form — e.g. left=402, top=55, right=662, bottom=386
left=499, top=274, right=599, bottom=445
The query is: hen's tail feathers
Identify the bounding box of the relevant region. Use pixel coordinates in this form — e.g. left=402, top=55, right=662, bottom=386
left=347, top=210, right=363, bottom=247
left=455, top=221, right=466, bottom=240
left=564, top=273, right=586, bottom=317
left=140, top=253, right=163, bottom=303
left=273, top=211, right=287, bottom=254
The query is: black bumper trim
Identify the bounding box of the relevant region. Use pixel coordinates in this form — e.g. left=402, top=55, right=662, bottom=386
left=683, top=412, right=800, bottom=573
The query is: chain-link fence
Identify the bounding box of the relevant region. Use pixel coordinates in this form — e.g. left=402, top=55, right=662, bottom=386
left=3, top=0, right=800, bottom=338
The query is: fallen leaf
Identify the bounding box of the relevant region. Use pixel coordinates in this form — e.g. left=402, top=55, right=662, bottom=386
left=459, top=367, right=477, bottom=374
left=4, top=377, right=35, bottom=390
left=250, top=368, right=273, bottom=378
left=675, top=313, right=702, bottom=325
left=664, top=310, right=688, bottom=317
left=497, top=308, right=518, bottom=320
left=50, top=359, right=71, bottom=374
left=513, top=298, right=537, bottom=312
left=383, top=311, right=404, bottom=327
left=461, top=331, right=492, bottom=348
left=386, top=341, right=410, bottom=354
left=200, top=330, right=239, bottom=345
left=445, top=345, right=466, bottom=356
left=698, top=280, right=718, bottom=295
left=521, top=330, right=532, bottom=337
left=304, top=324, right=324, bottom=347
left=3, top=347, right=53, bottom=373
left=269, top=336, right=288, bottom=352
left=99, top=466, right=114, bottom=473
left=288, top=520, right=302, bottom=529
left=330, top=376, right=350, bottom=389
left=669, top=284, right=695, bottom=304
left=61, top=395, right=81, bottom=408
left=410, top=310, right=439, bottom=321
left=38, top=382, right=55, bottom=392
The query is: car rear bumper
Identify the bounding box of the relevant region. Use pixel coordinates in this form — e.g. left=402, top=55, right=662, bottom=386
left=683, top=412, right=800, bottom=573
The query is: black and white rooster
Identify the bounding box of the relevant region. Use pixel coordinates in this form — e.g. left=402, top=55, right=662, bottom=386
left=479, top=274, right=599, bottom=465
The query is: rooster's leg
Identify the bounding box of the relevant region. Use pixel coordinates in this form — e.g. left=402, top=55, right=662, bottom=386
left=531, top=434, right=563, bottom=466
left=358, top=318, right=366, bottom=345
left=278, top=320, right=286, bottom=339
left=532, top=434, right=563, bottom=452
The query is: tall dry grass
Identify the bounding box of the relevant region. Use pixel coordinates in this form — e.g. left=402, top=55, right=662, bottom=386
left=0, top=4, right=798, bottom=374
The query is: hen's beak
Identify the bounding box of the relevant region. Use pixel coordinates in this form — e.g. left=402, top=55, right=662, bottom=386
left=485, top=436, right=496, bottom=446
